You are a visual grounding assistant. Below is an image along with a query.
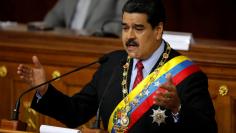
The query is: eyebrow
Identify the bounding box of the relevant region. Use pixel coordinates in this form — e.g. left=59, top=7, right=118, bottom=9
left=134, top=24, right=144, bottom=28
left=121, top=23, right=144, bottom=27
left=121, top=22, right=127, bottom=26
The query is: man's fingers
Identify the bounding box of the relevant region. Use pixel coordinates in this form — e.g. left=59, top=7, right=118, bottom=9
left=17, top=64, right=33, bottom=82
left=159, top=83, right=175, bottom=91
left=153, top=74, right=180, bottom=110
left=32, top=56, right=42, bottom=68
left=158, top=73, right=176, bottom=91
left=166, top=73, right=174, bottom=85
left=17, top=65, right=31, bottom=75
left=153, top=91, right=172, bottom=105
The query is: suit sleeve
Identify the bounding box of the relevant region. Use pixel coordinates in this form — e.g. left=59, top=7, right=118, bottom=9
left=31, top=69, right=101, bottom=128
left=30, top=51, right=125, bottom=128
left=177, top=71, right=217, bottom=132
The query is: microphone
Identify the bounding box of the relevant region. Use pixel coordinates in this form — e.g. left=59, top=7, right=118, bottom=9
left=92, top=58, right=126, bottom=129
left=11, top=55, right=108, bottom=120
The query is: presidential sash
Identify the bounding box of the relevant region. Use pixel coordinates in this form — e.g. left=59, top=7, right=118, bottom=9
left=108, top=55, right=201, bottom=133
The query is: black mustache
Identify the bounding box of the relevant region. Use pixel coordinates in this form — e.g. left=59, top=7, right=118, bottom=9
left=126, top=39, right=138, bottom=47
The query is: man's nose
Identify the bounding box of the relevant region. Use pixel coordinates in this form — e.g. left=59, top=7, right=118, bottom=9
left=127, top=29, right=135, bottom=39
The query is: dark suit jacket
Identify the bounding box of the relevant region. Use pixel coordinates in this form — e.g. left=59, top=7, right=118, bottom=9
left=31, top=44, right=217, bottom=133
left=44, top=0, right=127, bottom=36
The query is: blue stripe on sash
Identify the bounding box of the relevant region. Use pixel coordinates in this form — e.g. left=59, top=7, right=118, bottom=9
left=129, top=60, right=193, bottom=113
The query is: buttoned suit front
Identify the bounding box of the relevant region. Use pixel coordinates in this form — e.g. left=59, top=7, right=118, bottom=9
left=31, top=43, right=217, bottom=133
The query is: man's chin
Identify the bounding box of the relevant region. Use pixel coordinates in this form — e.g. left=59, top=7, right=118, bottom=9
left=127, top=52, right=141, bottom=59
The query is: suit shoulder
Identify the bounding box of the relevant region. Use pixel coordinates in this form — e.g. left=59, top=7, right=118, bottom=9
left=105, top=50, right=127, bottom=60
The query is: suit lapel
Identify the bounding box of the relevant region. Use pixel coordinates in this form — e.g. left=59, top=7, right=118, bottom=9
left=150, top=41, right=168, bottom=73
left=127, top=48, right=165, bottom=91
left=126, top=59, right=133, bottom=91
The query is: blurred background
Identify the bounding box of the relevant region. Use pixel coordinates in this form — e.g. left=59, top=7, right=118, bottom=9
left=0, top=0, right=235, bottom=40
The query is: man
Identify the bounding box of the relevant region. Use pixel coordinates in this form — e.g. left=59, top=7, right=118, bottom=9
left=18, top=0, right=217, bottom=132
left=43, top=0, right=127, bottom=36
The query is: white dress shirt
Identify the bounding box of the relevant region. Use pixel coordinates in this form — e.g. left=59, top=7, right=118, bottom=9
left=129, top=41, right=165, bottom=92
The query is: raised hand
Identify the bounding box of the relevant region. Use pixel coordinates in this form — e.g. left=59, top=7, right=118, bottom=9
left=153, top=73, right=180, bottom=113
left=17, top=56, right=48, bottom=95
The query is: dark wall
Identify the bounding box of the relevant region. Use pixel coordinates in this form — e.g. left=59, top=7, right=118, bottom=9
left=163, top=0, right=236, bottom=40
left=0, top=0, right=235, bottom=40
left=0, top=0, right=57, bottom=22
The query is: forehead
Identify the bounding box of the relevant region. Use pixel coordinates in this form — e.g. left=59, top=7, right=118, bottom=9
left=122, top=12, right=148, bottom=24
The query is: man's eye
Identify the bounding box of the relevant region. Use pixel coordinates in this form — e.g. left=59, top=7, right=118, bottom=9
left=136, top=28, right=143, bottom=31
left=122, top=26, right=129, bottom=30
left=134, top=25, right=144, bottom=31
left=135, top=27, right=144, bottom=31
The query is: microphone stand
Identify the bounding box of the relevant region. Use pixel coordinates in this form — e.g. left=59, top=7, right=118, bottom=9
left=11, top=60, right=100, bottom=121
left=1, top=56, right=107, bottom=131
left=93, top=108, right=101, bottom=129
left=91, top=59, right=124, bottom=129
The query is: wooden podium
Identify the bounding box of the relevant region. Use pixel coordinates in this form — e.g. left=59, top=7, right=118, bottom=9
left=0, top=119, right=27, bottom=132
left=0, top=119, right=107, bottom=133
left=0, top=129, right=32, bottom=133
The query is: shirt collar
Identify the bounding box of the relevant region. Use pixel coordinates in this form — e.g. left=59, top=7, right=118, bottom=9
left=132, top=40, right=165, bottom=75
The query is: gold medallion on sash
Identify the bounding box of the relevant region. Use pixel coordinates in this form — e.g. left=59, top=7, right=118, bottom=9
left=113, top=107, right=130, bottom=132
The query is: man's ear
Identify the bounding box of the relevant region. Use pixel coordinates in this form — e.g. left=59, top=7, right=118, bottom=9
left=155, top=22, right=164, bottom=40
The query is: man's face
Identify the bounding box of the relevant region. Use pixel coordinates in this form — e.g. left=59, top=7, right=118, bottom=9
left=122, top=12, right=163, bottom=60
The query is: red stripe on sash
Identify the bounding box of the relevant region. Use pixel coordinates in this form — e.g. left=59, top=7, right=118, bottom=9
left=128, top=64, right=200, bottom=129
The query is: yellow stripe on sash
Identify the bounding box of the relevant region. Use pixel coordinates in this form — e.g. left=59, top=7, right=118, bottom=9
left=108, top=55, right=190, bottom=132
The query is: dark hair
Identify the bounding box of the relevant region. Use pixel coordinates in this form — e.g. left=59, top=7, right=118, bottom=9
left=122, top=0, right=166, bottom=28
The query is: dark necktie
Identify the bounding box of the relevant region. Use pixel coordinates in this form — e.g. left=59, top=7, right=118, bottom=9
left=132, top=61, right=144, bottom=89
